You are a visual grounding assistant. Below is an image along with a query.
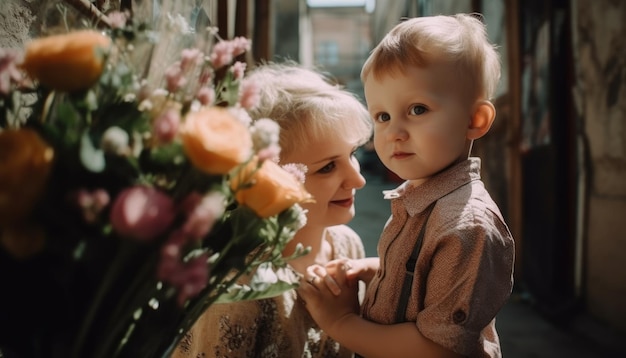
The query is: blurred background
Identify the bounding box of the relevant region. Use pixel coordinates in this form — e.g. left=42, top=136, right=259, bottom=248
left=1, top=0, right=624, bottom=356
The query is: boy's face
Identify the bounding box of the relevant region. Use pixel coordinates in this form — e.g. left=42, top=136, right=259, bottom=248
left=281, top=131, right=365, bottom=229
left=363, top=63, right=475, bottom=186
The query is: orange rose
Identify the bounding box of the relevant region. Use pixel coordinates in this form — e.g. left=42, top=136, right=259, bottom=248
left=230, top=157, right=313, bottom=218
left=21, top=30, right=111, bottom=92
left=0, top=128, right=54, bottom=225
left=180, top=106, right=253, bottom=175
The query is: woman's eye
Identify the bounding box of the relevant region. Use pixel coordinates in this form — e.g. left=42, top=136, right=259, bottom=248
left=317, top=161, right=336, bottom=174
left=374, top=112, right=391, bottom=123
left=409, top=105, right=427, bottom=115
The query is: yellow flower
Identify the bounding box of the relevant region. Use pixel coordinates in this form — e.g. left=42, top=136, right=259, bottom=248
left=181, top=106, right=253, bottom=175
left=21, top=30, right=111, bottom=92
left=230, top=157, right=313, bottom=218
left=0, top=128, right=54, bottom=225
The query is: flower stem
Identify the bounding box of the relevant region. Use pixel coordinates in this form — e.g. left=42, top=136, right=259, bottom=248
left=71, top=240, right=138, bottom=358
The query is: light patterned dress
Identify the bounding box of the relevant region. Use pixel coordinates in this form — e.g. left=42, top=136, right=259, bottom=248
left=172, top=225, right=365, bottom=358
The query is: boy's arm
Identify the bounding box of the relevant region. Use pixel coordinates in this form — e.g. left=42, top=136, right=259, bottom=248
left=298, top=266, right=463, bottom=358
left=330, top=314, right=463, bottom=358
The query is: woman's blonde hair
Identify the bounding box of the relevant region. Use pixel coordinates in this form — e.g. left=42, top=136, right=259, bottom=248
left=247, top=61, right=372, bottom=158
left=361, top=13, right=501, bottom=101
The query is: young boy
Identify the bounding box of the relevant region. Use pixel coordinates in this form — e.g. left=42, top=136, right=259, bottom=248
left=298, top=14, right=515, bottom=358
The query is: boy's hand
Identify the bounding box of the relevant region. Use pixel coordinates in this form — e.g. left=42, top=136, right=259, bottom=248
left=297, top=263, right=360, bottom=333
left=322, top=258, right=379, bottom=296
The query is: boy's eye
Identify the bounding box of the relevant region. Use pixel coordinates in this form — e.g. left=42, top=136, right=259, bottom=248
left=409, top=105, right=427, bottom=115
left=374, top=112, right=391, bottom=123
left=317, top=161, right=336, bottom=174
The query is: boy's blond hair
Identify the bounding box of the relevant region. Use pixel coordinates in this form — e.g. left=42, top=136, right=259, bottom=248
left=361, top=13, right=501, bottom=101
left=247, top=62, right=372, bottom=158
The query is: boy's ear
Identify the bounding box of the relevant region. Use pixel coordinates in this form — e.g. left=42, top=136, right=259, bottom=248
left=467, top=100, right=495, bottom=140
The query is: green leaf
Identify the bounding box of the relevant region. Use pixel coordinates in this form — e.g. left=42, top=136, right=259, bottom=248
left=218, top=71, right=241, bottom=106
left=213, top=263, right=300, bottom=303
left=80, top=131, right=106, bottom=172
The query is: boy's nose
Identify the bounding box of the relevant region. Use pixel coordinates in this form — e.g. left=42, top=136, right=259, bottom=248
left=384, top=120, right=409, bottom=141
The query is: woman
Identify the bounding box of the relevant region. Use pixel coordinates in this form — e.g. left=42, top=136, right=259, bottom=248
left=172, top=62, right=373, bottom=357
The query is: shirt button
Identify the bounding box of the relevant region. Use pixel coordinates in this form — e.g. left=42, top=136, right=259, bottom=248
left=452, top=309, right=467, bottom=324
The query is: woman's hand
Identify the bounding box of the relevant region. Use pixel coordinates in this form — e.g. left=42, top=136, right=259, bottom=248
left=297, top=263, right=360, bottom=333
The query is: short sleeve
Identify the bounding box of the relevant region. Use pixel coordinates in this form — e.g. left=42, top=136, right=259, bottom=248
left=326, top=224, right=366, bottom=260
left=416, top=209, right=514, bottom=355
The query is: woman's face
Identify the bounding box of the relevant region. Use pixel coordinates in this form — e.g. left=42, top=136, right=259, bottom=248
left=281, top=131, right=366, bottom=229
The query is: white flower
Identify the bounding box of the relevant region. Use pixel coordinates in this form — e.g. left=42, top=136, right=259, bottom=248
left=101, top=126, right=129, bottom=155
left=282, top=204, right=307, bottom=231
left=250, top=118, right=280, bottom=151
left=166, top=13, right=192, bottom=34
left=227, top=106, right=252, bottom=127
left=249, top=262, right=279, bottom=290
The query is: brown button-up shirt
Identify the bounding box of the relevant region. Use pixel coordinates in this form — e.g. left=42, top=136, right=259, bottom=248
left=361, top=158, right=515, bottom=357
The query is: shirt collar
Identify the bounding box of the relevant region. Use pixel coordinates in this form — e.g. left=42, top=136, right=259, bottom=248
left=382, top=157, right=482, bottom=216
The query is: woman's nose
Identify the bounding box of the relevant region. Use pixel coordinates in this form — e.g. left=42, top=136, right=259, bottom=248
left=343, top=157, right=366, bottom=190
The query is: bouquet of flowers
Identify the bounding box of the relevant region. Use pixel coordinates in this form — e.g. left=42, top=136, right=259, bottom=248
left=0, top=4, right=311, bottom=358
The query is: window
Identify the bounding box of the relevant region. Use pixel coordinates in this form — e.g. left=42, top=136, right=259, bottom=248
left=317, top=40, right=339, bottom=66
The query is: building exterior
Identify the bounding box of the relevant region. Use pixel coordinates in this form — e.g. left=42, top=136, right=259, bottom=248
left=306, top=4, right=371, bottom=97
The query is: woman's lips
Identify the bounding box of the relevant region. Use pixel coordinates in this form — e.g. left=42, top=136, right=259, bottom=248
left=331, top=197, right=354, bottom=208
left=392, top=151, right=413, bottom=160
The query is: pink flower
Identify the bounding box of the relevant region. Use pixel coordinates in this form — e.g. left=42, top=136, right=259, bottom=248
left=107, top=11, right=128, bottom=29
left=109, top=186, right=175, bottom=241
left=180, top=48, right=203, bottom=71
left=281, top=163, right=308, bottom=184
left=73, top=188, right=110, bottom=223
left=153, top=108, right=180, bottom=143
left=196, top=86, right=215, bottom=106
left=230, top=37, right=251, bottom=57
left=209, top=41, right=234, bottom=69
left=175, top=255, right=209, bottom=306
left=157, top=230, right=209, bottom=306
left=164, top=62, right=186, bottom=93
left=209, top=37, right=250, bottom=69
left=181, top=191, right=226, bottom=239
left=198, top=69, right=212, bottom=86
left=0, top=49, right=23, bottom=96
left=238, top=79, right=260, bottom=109
left=230, top=61, right=247, bottom=80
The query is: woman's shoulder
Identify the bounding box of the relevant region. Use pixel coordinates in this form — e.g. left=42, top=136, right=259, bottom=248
left=326, top=224, right=360, bottom=240
left=326, top=225, right=365, bottom=259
